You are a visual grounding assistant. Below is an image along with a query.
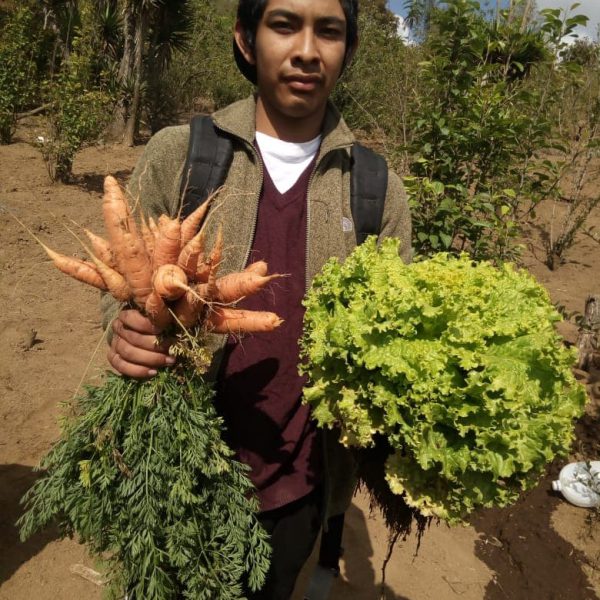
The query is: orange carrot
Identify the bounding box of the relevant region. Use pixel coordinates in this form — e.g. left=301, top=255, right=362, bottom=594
left=195, top=260, right=211, bottom=283
left=215, top=272, right=282, bottom=304
left=244, top=260, right=269, bottom=276
left=206, top=250, right=220, bottom=299
left=84, top=229, right=115, bottom=268
left=116, top=230, right=153, bottom=308
left=139, top=213, right=155, bottom=257
left=148, top=216, right=159, bottom=238
left=206, top=307, right=283, bottom=334
left=102, top=176, right=153, bottom=306
left=145, top=290, right=173, bottom=329
left=180, top=199, right=212, bottom=248
left=172, top=287, right=207, bottom=328
left=153, top=215, right=181, bottom=269
left=42, top=244, right=107, bottom=291
left=153, top=264, right=189, bottom=300
left=178, top=230, right=205, bottom=279
left=192, top=224, right=223, bottom=284
left=208, top=224, right=224, bottom=273
left=86, top=252, right=132, bottom=302
left=194, top=276, right=216, bottom=304
left=102, top=175, right=138, bottom=241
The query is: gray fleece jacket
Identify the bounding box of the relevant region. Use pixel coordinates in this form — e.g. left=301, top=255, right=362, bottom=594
left=102, top=94, right=412, bottom=519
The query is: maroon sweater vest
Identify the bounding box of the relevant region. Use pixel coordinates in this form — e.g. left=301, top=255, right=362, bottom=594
left=215, top=156, right=322, bottom=512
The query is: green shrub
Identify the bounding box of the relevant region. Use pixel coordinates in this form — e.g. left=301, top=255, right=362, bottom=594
left=403, top=0, right=561, bottom=261
left=0, top=6, right=42, bottom=143
left=41, top=50, right=114, bottom=182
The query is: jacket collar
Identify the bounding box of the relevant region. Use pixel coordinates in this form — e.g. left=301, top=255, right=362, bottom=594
left=212, top=94, right=355, bottom=158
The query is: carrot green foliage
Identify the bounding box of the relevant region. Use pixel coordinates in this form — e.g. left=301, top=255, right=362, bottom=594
left=300, top=238, right=587, bottom=524
left=19, top=369, right=271, bottom=599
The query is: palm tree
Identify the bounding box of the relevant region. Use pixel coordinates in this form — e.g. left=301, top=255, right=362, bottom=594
left=110, top=0, right=192, bottom=146
left=145, top=0, right=193, bottom=133
left=40, top=0, right=79, bottom=73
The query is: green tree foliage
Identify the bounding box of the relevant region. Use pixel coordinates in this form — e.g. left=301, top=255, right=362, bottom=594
left=404, top=0, right=592, bottom=262
left=109, top=0, right=195, bottom=145
left=144, top=0, right=195, bottom=132
left=404, top=0, right=438, bottom=35
left=40, top=1, right=116, bottom=181
left=332, top=0, right=416, bottom=156
left=562, top=38, right=600, bottom=68
left=41, top=54, right=114, bottom=182
left=0, top=6, right=44, bottom=143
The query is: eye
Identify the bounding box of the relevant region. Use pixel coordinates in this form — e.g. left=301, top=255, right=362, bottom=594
left=319, top=25, right=344, bottom=40
left=271, top=20, right=294, bottom=33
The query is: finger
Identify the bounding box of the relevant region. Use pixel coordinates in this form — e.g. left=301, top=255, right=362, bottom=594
left=112, top=334, right=175, bottom=369
left=107, top=347, right=158, bottom=379
left=112, top=318, right=172, bottom=354
left=119, top=308, right=164, bottom=335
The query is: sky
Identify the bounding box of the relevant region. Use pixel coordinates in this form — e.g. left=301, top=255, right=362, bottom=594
left=387, top=0, right=600, bottom=40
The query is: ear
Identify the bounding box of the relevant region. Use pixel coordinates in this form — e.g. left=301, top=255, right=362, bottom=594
left=234, top=20, right=256, bottom=66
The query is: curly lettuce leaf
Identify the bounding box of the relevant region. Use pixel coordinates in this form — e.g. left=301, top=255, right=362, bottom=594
left=300, top=238, right=587, bottom=523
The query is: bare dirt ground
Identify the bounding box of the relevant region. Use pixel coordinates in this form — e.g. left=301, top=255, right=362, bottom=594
left=1, top=119, right=599, bottom=600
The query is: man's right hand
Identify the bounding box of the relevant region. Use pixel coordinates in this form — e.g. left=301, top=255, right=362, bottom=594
left=107, top=309, right=175, bottom=379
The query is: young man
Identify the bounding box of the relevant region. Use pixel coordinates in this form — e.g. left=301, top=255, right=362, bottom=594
left=103, top=0, right=412, bottom=597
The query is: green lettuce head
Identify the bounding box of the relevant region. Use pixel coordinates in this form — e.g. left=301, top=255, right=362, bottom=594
left=300, top=238, right=586, bottom=523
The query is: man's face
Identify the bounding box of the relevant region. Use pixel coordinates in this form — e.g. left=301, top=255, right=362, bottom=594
left=243, top=0, right=349, bottom=123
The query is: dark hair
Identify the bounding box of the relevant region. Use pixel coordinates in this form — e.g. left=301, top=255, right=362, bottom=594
left=234, top=0, right=359, bottom=84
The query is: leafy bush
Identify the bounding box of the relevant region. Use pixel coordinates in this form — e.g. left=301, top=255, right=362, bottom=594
left=401, top=0, right=600, bottom=265
left=404, top=176, right=522, bottom=260
left=0, top=6, right=42, bottom=143
left=40, top=49, right=114, bottom=182
left=404, top=0, right=562, bottom=261
left=300, top=238, right=586, bottom=523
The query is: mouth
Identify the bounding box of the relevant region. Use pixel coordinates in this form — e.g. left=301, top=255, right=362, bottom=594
left=283, top=75, right=322, bottom=92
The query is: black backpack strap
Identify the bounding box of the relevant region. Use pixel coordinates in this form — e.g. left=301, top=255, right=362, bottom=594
left=179, top=118, right=388, bottom=244
left=180, top=115, right=233, bottom=219
left=350, top=143, right=388, bottom=245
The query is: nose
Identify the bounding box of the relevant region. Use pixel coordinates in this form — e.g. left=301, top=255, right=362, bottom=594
left=292, top=28, right=320, bottom=67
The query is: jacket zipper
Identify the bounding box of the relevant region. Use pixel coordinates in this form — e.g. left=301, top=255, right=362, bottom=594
left=245, top=145, right=264, bottom=271
left=209, top=124, right=351, bottom=522
left=306, top=163, right=317, bottom=292
left=211, top=123, right=265, bottom=271
left=205, top=125, right=265, bottom=366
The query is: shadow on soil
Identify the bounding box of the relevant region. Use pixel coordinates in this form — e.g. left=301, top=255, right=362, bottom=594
left=338, top=502, right=411, bottom=600
left=74, top=169, right=133, bottom=195
left=471, top=412, right=600, bottom=600
left=0, top=464, right=60, bottom=586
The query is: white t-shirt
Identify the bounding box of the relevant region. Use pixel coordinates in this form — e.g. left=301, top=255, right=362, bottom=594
left=255, top=131, right=322, bottom=195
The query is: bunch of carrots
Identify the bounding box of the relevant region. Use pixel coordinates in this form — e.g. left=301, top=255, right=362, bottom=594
left=43, top=174, right=283, bottom=337
left=17, top=175, right=281, bottom=599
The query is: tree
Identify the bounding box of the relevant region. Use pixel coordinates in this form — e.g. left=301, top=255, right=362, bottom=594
left=0, top=5, right=44, bottom=143
left=562, top=38, right=600, bottom=68
left=404, top=0, right=437, bottom=36
left=39, top=0, right=116, bottom=180
left=109, top=0, right=193, bottom=146
left=145, top=0, right=194, bottom=133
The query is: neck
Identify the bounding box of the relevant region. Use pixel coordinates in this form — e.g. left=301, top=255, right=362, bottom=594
left=255, top=97, right=326, bottom=143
